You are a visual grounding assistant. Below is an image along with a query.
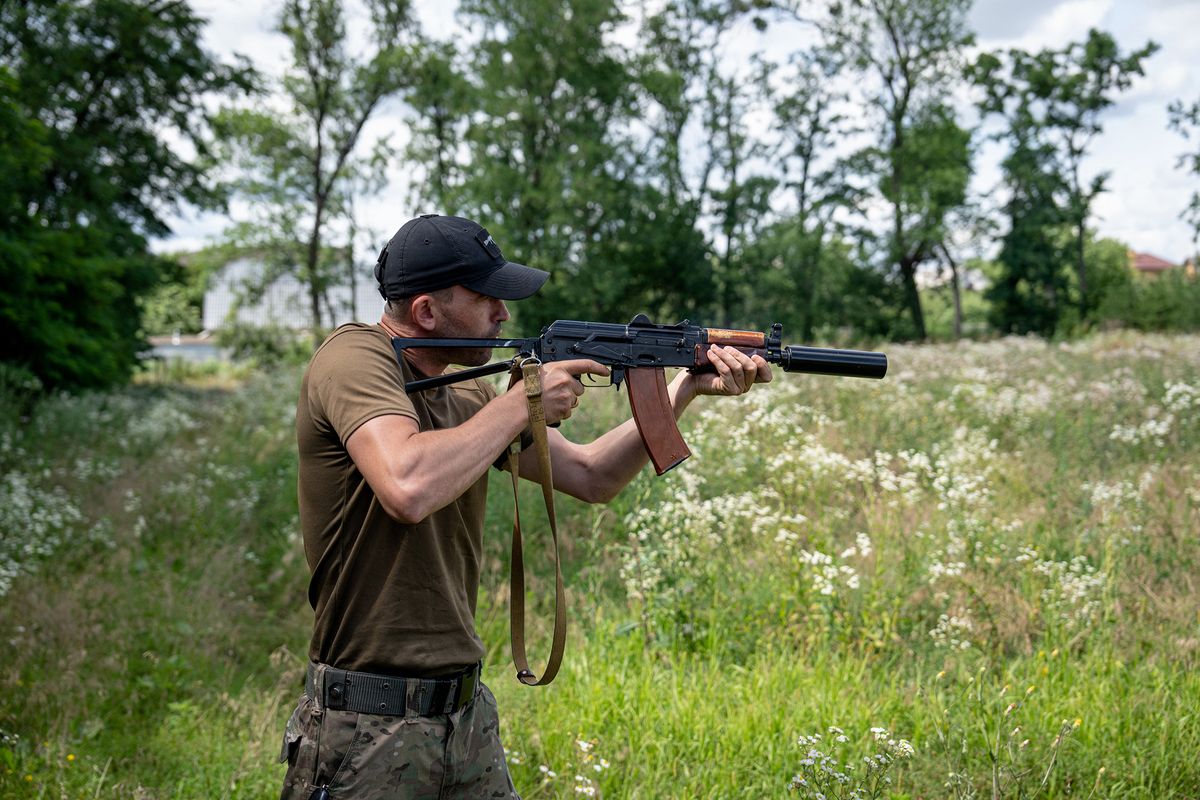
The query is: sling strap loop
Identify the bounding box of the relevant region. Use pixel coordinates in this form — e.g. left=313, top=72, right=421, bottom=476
left=505, top=358, right=568, bottom=686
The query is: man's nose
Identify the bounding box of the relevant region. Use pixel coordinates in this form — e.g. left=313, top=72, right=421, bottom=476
left=495, top=299, right=510, bottom=322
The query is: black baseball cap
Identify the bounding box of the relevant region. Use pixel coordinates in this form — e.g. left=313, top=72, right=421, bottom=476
left=374, top=214, right=549, bottom=301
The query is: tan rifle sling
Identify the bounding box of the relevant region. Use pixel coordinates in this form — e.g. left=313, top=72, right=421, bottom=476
left=503, top=358, right=567, bottom=686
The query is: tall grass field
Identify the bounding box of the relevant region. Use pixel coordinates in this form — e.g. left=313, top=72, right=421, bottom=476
left=1, top=330, right=1198, bottom=798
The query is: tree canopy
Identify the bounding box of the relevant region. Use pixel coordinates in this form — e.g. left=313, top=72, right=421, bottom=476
left=2, top=0, right=1195, bottom=391
left=212, top=0, right=418, bottom=341
left=0, top=0, right=252, bottom=389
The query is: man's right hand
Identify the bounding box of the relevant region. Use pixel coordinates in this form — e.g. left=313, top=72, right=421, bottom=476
left=535, top=359, right=609, bottom=425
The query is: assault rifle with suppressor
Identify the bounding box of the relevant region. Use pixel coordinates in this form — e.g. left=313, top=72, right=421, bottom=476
left=392, top=314, right=887, bottom=475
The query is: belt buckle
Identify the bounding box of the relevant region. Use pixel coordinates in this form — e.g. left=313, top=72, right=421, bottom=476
left=327, top=681, right=346, bottom=709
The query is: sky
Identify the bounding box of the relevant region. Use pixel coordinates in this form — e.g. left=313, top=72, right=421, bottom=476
left=162, top=0, right=1200, bottom=264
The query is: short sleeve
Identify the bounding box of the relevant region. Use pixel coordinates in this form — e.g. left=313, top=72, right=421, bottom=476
left=307, top=328, right=418, bottom=445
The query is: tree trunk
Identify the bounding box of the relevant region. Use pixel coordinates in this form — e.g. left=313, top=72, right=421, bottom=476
left=899, top=256, right=926, bottom=340
left=1075, top=221, right=1088, bottom=315
left=347, top=228, right=358, bottom=324
left=307, top=202, right=325, bottom=348
left=938, top=242, right=962, bottom=339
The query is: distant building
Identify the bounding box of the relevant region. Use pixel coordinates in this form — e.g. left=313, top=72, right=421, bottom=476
left=1128, top=250, right=1191, bottom=279
left=202, top=255, right=384, bottom=332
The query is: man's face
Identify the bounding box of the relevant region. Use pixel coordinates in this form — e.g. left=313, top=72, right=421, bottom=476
left=428, top=286, right=510, bottom=367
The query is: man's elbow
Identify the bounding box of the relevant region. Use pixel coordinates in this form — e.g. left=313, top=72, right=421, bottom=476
left=565, top=460, right=624, bottom=504
left=378, top=482, right=432, bottom=525
left=581, top=480, right=623, bottom=504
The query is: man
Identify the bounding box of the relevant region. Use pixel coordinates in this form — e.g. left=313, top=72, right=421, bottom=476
left=280, top=213, right=771, bottom=800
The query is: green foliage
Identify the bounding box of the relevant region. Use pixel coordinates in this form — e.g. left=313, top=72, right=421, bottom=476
left=6, top=0, right=1185, bottom=384
left=922, top=282, right=990, bottom=341
left=0, top=363, right=43, bottom=421
left=139, top=253, right=217, bottom=336
left=0, top=0, right=253, bottom=390
left=987, top=156, right=1071, bottom=336
left=140, top=283, right=201, bottom=337
left=0, top=368, right=305, bottom=797
left=824, top=0, right=976, bottom=340
left=747, top=226, right=904, bottom=340
left=788, top=726, right=914, bottom=798
left=700, top=62, right=780, bottom=325
left=764, top=50, right=853, bottom=339
left=1080, top=236, right=1135, bottom=327
left=974, top=30, right=1158, bottom=333
left=0, top=220, right=164, bottom=389
left=412, top=0, right=805, bottom=332
left=141, top=241, right=250, bottom=337
left=886, top=104, right=974, bottom=242
left=1168, top=97, right=1200, bottom=248
left=0, top=63, right=165, bottom=389
left=403, top=40, right=473, bottom=211
left=450, top=0, right=679, bottom=329
left=1097, top=270, right=1200, bottom=332
left=927, top=667, right=1082, bottom=799
left=215, top=322, right=314, bottom=367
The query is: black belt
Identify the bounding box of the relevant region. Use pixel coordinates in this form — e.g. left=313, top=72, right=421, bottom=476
left=306, top=661, right=481, bottom=717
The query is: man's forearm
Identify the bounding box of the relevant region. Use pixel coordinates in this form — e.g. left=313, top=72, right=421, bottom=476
left=415, top=389, right=529, bottom=499
left=568, top=371, right=699, bottom=502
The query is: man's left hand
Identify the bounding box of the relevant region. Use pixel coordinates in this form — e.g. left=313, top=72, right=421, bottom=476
left=688, top=345, right=773, bottom=397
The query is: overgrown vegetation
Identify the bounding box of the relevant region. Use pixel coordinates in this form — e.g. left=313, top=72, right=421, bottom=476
left=1, top=331, right=1197, bottom=798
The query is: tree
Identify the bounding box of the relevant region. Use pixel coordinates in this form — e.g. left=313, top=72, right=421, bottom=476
left=987, top=141, right=1072, bottom=335
left=448, top=0, right=657, bottom=328
left=702, top=62, right=779, bottom=325
left=821, top=0, right=975, bottom=340
left=930, top=201, right=997, bottom=340
left=974, top=31, right=1158, bottom=322
left=214, top=0, right=417, bottom=340
left=0, top=0, right=252, bottom=389
left=404, top=41, right=473, bottom=213
left=628, top=0, right=733, bottom=325
left=1168, top=97, right=1200, bottom=248
left=634, top=0, right=801, bottom=328
left=746, top=222, right=902, bottom=340
left=760, top=48, right=856, bottom=339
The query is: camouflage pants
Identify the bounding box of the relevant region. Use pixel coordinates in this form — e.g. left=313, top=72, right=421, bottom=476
left=278, top=675, right=519, bottom=800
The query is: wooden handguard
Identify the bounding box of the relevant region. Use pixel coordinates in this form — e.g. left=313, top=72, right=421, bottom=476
left=706, top=328, right=766, bottom=347
left=626, top=366, right=690, bottom=475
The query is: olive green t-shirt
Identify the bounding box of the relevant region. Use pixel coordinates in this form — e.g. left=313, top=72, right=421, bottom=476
left=295, top=322, right=497, bottom=676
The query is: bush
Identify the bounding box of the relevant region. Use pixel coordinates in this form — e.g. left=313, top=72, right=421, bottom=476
left=1096, top=270, right=1200, bottom=331
left=215, top=323, right=314, bottom=367
left=0, top=362, right=43, bottom=421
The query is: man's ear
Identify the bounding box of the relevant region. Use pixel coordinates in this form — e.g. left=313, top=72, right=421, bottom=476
left=409, top=294, right=438, bottom=332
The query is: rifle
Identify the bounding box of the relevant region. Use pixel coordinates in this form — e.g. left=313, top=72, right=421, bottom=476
left=391, top=314, right=887, bottom=475
left=391, top=314, right=886, bottom=686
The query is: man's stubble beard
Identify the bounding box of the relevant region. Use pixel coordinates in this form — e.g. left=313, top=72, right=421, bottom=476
left=432, top=311, right=500, bottom=368
left=446, top=346, right=493, bottom=368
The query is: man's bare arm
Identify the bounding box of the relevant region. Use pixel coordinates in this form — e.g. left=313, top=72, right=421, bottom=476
left=347, top=358, right=606, bottom=524
left=347, top=389, right=528, bottom=524
left=521, top=345, right=773, bottom=503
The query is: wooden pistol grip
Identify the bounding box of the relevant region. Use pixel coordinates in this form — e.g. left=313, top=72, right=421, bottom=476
left=626, top=367, right=691, bottom=475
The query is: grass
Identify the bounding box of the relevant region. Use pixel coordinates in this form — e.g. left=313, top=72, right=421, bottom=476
left=1, top=330, right=1198, bottom=798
